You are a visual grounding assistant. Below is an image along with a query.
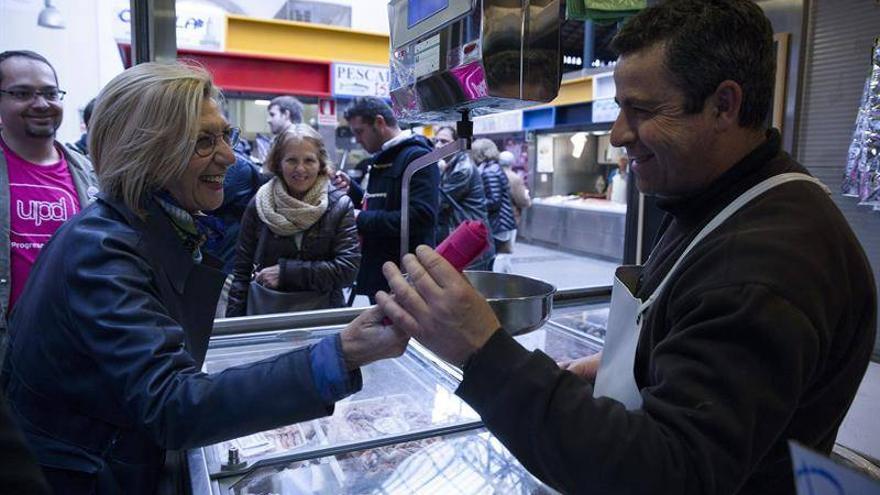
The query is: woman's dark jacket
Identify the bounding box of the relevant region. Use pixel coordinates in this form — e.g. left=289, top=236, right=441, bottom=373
left=478, top=159, right=516, bottom=236
left=2, top=194, right=345, bottom=494
left=226, top=185, right=360, bottom=316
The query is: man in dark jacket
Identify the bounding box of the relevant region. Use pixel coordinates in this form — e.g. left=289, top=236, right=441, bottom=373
left=334, top=97, right=439, bottom=300
left=376, top=1, right=877, bottom=494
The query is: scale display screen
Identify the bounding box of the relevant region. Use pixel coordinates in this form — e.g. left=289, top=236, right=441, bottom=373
left=407, top=0, right=449, bottom=28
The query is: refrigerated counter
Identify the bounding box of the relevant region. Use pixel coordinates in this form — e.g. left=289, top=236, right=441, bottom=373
left=185, top=289, right=610, bottom=494
left=519, top=197, right=626, bottom=263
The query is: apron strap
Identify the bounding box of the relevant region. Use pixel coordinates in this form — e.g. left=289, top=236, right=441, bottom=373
left=637, top=173, right=829, bottom=315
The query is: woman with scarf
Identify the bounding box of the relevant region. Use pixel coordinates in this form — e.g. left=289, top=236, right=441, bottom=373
left=226, top=125, right=359, bottom=316
left=2, top=62, right=406, bottom=494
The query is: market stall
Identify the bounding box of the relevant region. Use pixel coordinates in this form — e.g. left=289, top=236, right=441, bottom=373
left=186, top=288, right=611, bottom=494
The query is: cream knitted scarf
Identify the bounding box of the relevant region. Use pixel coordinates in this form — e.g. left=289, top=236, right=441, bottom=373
left=256, top=174, right=329, bottom=236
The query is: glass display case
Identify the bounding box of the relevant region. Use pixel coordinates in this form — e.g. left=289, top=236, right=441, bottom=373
left=226, top=429, right=556, bottom=495
left=187, top=298, right=608, bottom=494
left=548, top=302, right=610, bottom=343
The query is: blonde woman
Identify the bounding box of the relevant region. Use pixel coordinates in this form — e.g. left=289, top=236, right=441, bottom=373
left=2, top=62, right=405, bottom=494
left=226, top=124, right=360, bottom=316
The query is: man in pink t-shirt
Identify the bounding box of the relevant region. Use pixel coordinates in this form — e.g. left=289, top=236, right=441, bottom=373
left=0, top=50, right=98, bottom=345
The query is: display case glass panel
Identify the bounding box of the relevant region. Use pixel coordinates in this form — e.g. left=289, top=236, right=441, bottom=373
left=514, top=323, right=602, bottom=362
left=227, top=429, right=557, bottom=494
left=201, top=331, right=480, bottom=475
left=548, top=303, right=610, bottom=342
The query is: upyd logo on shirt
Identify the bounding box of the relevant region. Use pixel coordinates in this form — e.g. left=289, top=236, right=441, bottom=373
left=10, top=184, right=78, bottom=250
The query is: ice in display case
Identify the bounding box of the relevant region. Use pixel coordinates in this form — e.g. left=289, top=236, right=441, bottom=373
left=188, top=299, right=609, bottom=494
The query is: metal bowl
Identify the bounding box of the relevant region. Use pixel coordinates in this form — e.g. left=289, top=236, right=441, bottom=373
left=464, top=271, right=556, bottom=336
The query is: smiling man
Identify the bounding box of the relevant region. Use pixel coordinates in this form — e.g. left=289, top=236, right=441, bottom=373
left=0, top=50, right=97, bottom=352
left=377, top=1, right=876, bottom=494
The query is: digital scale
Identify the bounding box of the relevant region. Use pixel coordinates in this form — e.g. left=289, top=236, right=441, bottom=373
left=388, top=0, right=563, bottom=123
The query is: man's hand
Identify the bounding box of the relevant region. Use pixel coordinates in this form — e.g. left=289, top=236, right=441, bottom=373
left=558, top=352, right=603, bottom=384
left=339, top=306, right=409, bottom=371
left=332, top=170, right=351, bottom=193
left=255, top=265, right=281, bottom=289
left=376, top=245, right=501, bottom=367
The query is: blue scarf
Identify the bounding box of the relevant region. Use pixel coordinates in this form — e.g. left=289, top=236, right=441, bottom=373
left=154, top=191, right=224, bottom=262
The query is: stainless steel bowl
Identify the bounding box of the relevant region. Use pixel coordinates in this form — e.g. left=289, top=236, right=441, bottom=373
left=464, top=271, right=556, bottom=335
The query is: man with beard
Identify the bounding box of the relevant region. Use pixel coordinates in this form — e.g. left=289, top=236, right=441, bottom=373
left=0, top=51, right=98, bottom=356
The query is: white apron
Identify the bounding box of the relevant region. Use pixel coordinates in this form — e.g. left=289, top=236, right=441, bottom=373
left=592, top=173, right=830, bottom=410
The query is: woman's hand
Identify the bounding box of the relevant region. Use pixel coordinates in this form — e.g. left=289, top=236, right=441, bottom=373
left=377, top=246, right=501, bottom=367
left=558, top=352, right=603, bottom=384
left=332, top=171, right=351, bottom=193
left=255, top=265, right=281, bottom=289
left=339, top=306, right=409, bottom=370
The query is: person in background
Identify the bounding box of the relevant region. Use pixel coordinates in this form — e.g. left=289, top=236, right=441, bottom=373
left=0, top=50, right=98, bottom=359
left=266, top=95, right=303, bottom=136
left=204, top=143, right=268, bottom=317
left=332, top=96, right=438, bottom=301
left=226, top=124, right=360, bottom=316
left=68, top=97, right=95, bottom=157
left=498, top=149, right=531, bottom=231
left=471, top=138, right=516, bottom=273
left=375, top=1, right=876, bottom=493
left=434, top=125, right=494, bottom=270
left=606, top=154, right=629, bottom=204
left=2, top=62, right=406, bottom=494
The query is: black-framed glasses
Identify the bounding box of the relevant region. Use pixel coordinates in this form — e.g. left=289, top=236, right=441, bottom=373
left=194, top=127, right=240, bottom=157
left=0, top=88, right=67, bottom=102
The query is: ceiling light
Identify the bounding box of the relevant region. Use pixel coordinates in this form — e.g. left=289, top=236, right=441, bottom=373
left=38, top=0, right=65, bottom=29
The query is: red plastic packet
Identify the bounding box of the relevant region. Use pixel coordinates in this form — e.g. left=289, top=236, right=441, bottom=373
left=382, top=220, right=490, bottom=324
left=435, top=220, right=490, bottom=271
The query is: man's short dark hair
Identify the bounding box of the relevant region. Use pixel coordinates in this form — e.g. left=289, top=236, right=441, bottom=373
left=611, top=0, right=775, bottom=129
left=343, top=97, right=397, bottom=127
left=269, top=95, right=303, bottom=123
left=0, top=50, right=58, bottom=87
left=83, top=98, right=96, bottom=128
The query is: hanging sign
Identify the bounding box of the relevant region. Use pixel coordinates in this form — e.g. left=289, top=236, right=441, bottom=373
left=473, top=110, right=523, bottom=135
left=592, top=98, right=620, bottom=123
left=332, top=63, right=390, bottom=98
left=113, top=0, right=226, bottom=51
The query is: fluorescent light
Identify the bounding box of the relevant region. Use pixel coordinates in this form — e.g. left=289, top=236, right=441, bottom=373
left=254, top=99, right=271, bottom=106
left=570, top=132, right=588, bottom=159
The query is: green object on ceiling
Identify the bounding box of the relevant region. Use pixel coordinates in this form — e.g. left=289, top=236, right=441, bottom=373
left=566, top=0, right=646, bottom=23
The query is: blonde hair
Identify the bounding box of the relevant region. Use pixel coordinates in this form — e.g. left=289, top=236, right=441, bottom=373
left=470, top=138, right=500, bottom=164
left=89, top=61, right=218, bottom=215
left=265, top=124, right=333, bottom=177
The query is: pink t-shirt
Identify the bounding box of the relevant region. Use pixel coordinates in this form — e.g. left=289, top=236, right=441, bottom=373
left=2, top=140, right=81, bottom=315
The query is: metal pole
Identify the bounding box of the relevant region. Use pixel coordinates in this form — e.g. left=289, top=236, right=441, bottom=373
left=130, top=0, right=177, bottom=65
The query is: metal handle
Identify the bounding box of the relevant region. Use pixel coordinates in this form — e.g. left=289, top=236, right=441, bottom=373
left=399, top=138, right=468, bottom=265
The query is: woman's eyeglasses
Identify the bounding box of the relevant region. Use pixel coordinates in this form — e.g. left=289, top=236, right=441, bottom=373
left=194, top=127, right=241, bottom=157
